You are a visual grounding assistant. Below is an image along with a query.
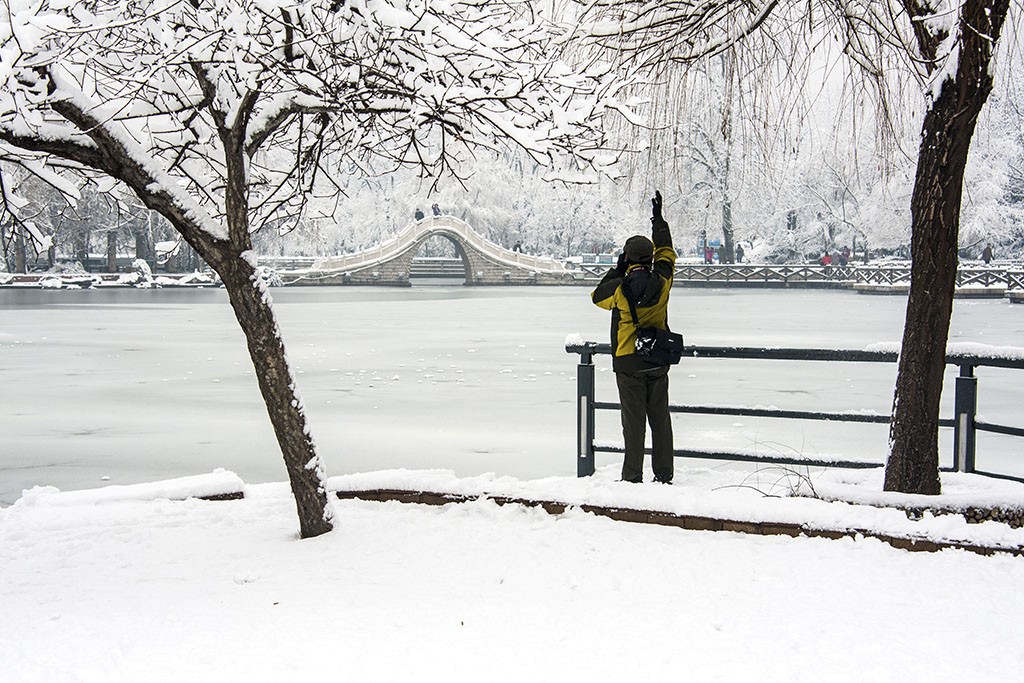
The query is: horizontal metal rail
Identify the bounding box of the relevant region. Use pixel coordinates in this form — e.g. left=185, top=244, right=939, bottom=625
left=594, top=400, right=902, bottom=425
left=591, top=444, right=884, bottom=470
left=976, top=420, right=1024, bottom=438
left=567, top=340, right=1024, bottom=482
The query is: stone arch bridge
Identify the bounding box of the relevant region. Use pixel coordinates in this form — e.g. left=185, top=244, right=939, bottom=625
left=281, top=215, right=576, bottom=286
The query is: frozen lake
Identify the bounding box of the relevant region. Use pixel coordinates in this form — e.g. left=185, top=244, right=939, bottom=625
left=3, top=285, right=1023, bottom=505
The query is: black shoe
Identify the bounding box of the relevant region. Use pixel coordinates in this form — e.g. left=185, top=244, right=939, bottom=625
left=654, top=477, right=673, bottom=485
left=621, top=477, right=643, bottom=484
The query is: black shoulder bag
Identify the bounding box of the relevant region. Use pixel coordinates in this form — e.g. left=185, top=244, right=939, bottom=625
left=626, top=295, right=684, bottom=366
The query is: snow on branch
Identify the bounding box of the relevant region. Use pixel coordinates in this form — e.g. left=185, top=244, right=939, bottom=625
left=578, top=0, right=783, bottom=67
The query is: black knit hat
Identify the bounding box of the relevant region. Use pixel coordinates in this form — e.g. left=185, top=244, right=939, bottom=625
left=623, top=235, right=654, bottom=263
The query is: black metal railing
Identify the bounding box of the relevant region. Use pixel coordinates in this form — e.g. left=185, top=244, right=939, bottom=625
left=566, top=340, right=1024, bottom=482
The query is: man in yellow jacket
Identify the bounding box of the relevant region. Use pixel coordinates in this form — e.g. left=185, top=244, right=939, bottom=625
left=591, top=191, right=677, bottom=483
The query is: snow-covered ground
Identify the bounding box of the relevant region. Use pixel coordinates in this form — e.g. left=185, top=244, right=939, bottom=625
left=3, top=468, right=1024, bottom=682
left=3, top=286, right=1024, bottom=681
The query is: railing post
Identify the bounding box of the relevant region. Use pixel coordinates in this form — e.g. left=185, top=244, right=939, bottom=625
left=954, top=363, right=978, bottom=473
left=577, top=347, right=596, bottom=477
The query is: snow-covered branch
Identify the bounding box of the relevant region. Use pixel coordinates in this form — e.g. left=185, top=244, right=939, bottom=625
left=576, top=0, right=783, bottom=68
left=1, top=0, right=628, bottom=249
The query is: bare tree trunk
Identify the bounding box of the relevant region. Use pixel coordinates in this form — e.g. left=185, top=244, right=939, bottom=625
left=721, top=199, right=735, bottom=263
left=718, top=52, right=736, bottom=265
left=75, top=230, right=89, bottom=268
left=885, top=0, right=1009, bottom=494
left=0, top=221, right=11, bottom=272
left=884, top=102, right=961, bottom=493
left=15, top=226, right=27, bottom=273
left=134, top=225, right=154, bottom=266
left=106, top=230, right=118, bottom=272
left=215, top=255, right=334, bottom=538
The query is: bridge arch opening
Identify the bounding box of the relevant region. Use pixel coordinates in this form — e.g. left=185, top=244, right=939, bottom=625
left=409, top=233, right=470, bottom=285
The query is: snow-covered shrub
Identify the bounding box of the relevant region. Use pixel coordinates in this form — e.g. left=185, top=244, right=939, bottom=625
left=131, top=259, right=154, bottom=281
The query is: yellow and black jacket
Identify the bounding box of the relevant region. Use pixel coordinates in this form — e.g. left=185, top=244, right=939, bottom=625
left=591, top=218, right=676, bottom=372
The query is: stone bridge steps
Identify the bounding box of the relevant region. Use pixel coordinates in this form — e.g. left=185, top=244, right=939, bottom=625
left=409, top=258, right=465, bottom=277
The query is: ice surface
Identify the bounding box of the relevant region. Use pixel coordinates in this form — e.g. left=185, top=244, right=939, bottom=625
left=2, top=286, right=1023, bottom=505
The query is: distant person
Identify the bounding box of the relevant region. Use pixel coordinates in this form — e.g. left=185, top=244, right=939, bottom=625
left=512, top=240, right=522, bottom=253
left=820, top=251, right=832, bottom=266
left=591, top=190, right=676, bottom=485
left=735, top=243, right=744, bottom=263
left=704, top=246, right=714, bottom=264
left=982, top=244, right=994, bottom=264
left=414, top=208, right=425, bottom=221
left=431, top=203, right=441, bottom=216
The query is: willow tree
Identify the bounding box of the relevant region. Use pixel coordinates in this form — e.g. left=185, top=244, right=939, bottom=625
left=1, top=0, right=624, bottom=536
left=576, top=0, right=1014, bottom=494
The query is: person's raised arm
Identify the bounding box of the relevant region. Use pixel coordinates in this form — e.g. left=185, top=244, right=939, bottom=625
left=650, top=190, right=675, bottom=282
left=651, top=190, right=672, bottom=249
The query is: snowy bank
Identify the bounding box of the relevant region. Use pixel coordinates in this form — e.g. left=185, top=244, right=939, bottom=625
left=12, top=466, right=1024, bottom=552
left=3, top=468, right=1024, bottom=682
left=14, top=469, right=245, bottom=507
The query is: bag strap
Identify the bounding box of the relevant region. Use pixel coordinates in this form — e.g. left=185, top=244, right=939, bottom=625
left=625, top=290, right=641, bottom=326
left=622, top=269, right=643, bottom=325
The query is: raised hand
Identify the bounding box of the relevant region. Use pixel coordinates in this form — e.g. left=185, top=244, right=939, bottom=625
left=651, top=190, right=663, bottom=220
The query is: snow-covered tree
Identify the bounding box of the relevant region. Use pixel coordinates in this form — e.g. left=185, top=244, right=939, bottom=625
left=0, top=0, right=625, bottom=536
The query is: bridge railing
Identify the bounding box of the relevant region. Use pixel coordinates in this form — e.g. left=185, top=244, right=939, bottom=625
left=674, top=263, right=855, bottom=283
left=853, top=265, right=1022, bottom=288
left=566, top=340, right=1024, bottom=482
left=852, top=265, right=911, bottom=285
left=571, top=263, right=1024, bottom=290
left=312, top=221, right=424, bottom=271
left=575, top=263, right=859, bottom=283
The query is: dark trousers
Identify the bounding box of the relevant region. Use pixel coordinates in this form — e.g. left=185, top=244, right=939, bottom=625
left=615, top=367, right=673, bottom=482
